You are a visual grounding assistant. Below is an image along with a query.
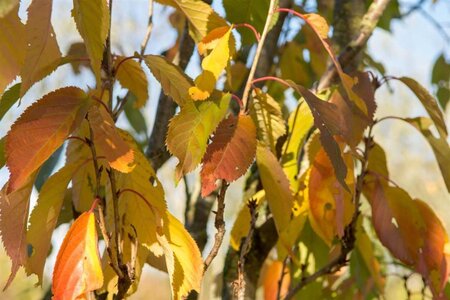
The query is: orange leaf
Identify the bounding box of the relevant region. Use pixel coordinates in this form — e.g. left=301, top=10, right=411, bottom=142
left=6, top=87, right=90, bottom=193
left=88, top=105, right=135, bottom=173
left=52, top=209, right=103, bottom=299
left=201, top=114, right=256, bottom=197
left=308, top=148, right=354, bottom=245
left=263, top=261, right=290, bottom=300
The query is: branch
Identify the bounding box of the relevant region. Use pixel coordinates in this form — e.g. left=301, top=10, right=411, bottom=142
left=203, top=181, right=229, bottom=272
left=241, top=0, right=278, bottom=111
left=317, top=0, right=393, bottom=90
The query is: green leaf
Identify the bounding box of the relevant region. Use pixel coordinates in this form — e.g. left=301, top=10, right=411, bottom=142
left=115, top=57, right=149, bottom=108
left=72, top=0, right=110, bottom=83
left=0, top=83, right=20, bottom=120
left=0, top=5, right=26, bottom=93
left=223, top=0, right=279, bottom=44
left=158, top=0, right=228, bottom=42
left=20, top=0, right=62, bottom=96
left=397, top=77, right=448, bottom=137
left=34, top=145, right=63, bottom=191
left=124, top=93, right=148, bottom=135
left=256, top=144, right=294, bottom=234
left=6, top=87, right=91, bottom=193
left=201, top=114, right=256, bottom=196
left=166, top=93, right=230, bottom=179
left=402, top=117, right=450, bottom=193
left=250, top=89, right=286, bottom=152
left=26, top=162, right=84, bottom=283
left=144, top=55, right=194, bottom=106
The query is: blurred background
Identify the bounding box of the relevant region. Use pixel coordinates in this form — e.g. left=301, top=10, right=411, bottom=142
left=0, top=0, right=449, bottom=299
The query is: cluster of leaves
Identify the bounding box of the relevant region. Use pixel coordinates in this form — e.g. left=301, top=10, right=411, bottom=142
left=0, top=0, right=449, bottom=299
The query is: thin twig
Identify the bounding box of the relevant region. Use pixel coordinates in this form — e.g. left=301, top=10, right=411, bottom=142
left=241, top=0, right=278, bottom=111
left=276, top=256, right=289, bottom=300
left=183, top=175, right=192, bottom=224
left=418, top=7, right=450, bottom=44
left=317, top=0, right=393, bottom=90
left=140, top=0, right=155, bottom=57
left=235, top=199, right=259, bottom=299
left=203, top=181, right=229, bottom=272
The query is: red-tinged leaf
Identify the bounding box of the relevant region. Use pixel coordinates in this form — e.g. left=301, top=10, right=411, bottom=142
left=288, top=81, right=348, bottom=191
left=88, top=105, right=135, bottom=173
left=201, top=114, right=256, bottom=197
left=26, top=162, right=85, bottom=283
left=52, top=210, right=103, bottom=299
left=263, top=261, right=291, bottom=300
left=256, top=144, right=294, bottom=234
left=115, top=56, right=149, bottom=108
left=144, top=54, right=194, bottom=106
left=166, top=93, right=230, bottom=179
left=0, top=5, right=26, bottom=92
left=72, top=0, right=109, bottom=82
left=198, top=26, right=230, bottom=55
left=308, top=148, right=354, bottom=245
left=0, top=176, right=35, bottom=289
left=397, top=77, right=448, bottom=137
left=20, top=0, right=61, bottom=95
left=364, top=178, right=450, bottom=297
left=6, top=87, right=90, bottom=193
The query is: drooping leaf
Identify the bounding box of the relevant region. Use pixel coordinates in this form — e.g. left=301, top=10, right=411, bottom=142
left=364, top=178, right=450, bottom=297
left=20, top=0, right=62, bottom=95
left=256, top=144, right=294, bottom=234
left=6, top=87, right=91, bottom=193
left=26, top=162, right=85, bottom=283
left=223, top=0, right=279, bottom=44
left=402, top=117, right=450, bottom=192
left=263, top=260, right=291, bottom=300
left=0, top=5, right=26, bottom=93
left=52, top=209, right=103, bottom=299
left=88, top=105, right=135, bottom=173
left=0, top=83, right=20, bottom=120
left=279, top=42, right=312, bottom=87
left=288, top=82, right=348, bottom=191
left=225, top=62, right=248, bottom=92
left=250, top=89, right=286, bottom=152
left=281, top=101, right=313, bottom=190
left=123, top=93, right=148, bottom=135
left=197, top=26, right=230, bottom=55
left=166, top=93, right=230, bottom=179
left=115, top=56, right=149, bottom=108
left=308, top=148, right=354, bottom=245
left=72, top=0, right=110, bottom=83
left=157, top=0, right=228, bottom=42
left=189, top=27, right=234, bottom=100
left=303, top=13, right=329, bottom=39
left=0, top=176, right=35, bottom=289
left=397, top=77, right=448, bottom=137
left=201, top=114, right=256, bottom=197
left=160, top=212, right=203, bottom=299
left=144, top=54, right=193, bottom=106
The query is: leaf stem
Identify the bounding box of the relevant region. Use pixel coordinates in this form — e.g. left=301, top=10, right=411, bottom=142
left=234, top=23, right=261, bottom=42
left=241, top=0, right=278, bottom=112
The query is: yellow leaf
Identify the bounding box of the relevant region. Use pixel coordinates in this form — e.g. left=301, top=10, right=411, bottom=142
left=304, top=14, right=329, bottom=39
left=0, top=5, right=26, bottom=93
left=115, top=56, right=149, bottom=108
left=189, top=27, right=234, bottom=100
left=72, top=0, right=110, bottom=83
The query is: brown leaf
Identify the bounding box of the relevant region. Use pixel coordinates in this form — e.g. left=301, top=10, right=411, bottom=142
left=201, top=114, right=256, bottom=197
